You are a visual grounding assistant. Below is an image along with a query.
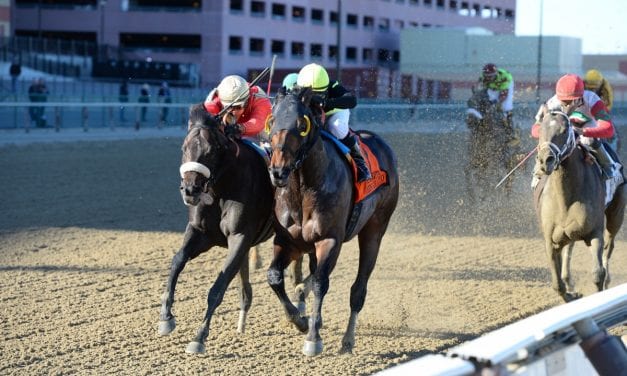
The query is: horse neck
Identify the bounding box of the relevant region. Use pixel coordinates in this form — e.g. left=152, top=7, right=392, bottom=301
left=290, top=136, right=331, bottom=189
left=546, top=149, right=590, bottom=203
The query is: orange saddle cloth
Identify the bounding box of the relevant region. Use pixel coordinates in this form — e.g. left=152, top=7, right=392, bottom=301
left=351, top=139, right=388, bottom=203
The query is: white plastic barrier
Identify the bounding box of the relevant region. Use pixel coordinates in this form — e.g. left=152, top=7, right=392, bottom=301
left=378, top=283, right=627, bottom=376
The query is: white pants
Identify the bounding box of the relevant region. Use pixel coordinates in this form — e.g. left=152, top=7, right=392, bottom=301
left=486, top=80, right=514, bottom=112
left=325, top=109, right=350, bottom=140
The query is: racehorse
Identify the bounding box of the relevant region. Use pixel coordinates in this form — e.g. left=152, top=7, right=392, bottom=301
left=266, top=87, right=399, bottom=356
left=157, top=103, right=275, bottom=353
left=465, top=87, right=521, bottom=200
left=534, top=107, right=625, bottom=302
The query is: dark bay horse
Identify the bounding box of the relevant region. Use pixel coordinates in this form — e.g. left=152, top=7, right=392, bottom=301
left=534, top=108, right=625, bottom=302
left=465, top=87, right=521, bottom=200
left=266, top=87, right=399, bottom=356
left=158, top=103, right=275, bottom=353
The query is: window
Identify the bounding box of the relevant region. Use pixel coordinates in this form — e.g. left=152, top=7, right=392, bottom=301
left=271, top=40, right=285, bottom=55
left=249, top=38, right=264, bottom=55
left=378, top=18, right=390, bottom=31
left=120, top=32, right=201, bottom=51
left=291, top=41, right=305, bottom=58
left=363, top=16, right=374, bottom=29
left=459, top=2, right=469, bottom=16
left=378, top=48, right=391, bottom=63
left=362, top=48, right=374, bottom=63
left=394, top=19, right=404, bottom=30
left=229, top=36, right=243, bottom=53
left=310, top=43, right=323, bottom=58
left=230, top=0, right=243, bottom=12
left=424, top=0, right=432, bottom=7
left=330, top=11, right=338, bottom=25
left=345, top=46, right=357, bottom=62
left=409, top=0, right=419, bottom=5
left=393, top=50, right=400, bottom=62
left=311, top=8, right=324, bottom=23
left=436, top=0, right=445, bottom=9
left=328, top=45, right=338, bottom=60
left=472, top=4, right=480, bottom=16
left=292, top=6, right=305, bottom=22
left=409, top=21, right=419, bottom=27
left=346, top=13, right=358, bottom=28
left=505, top=9, right=514, bottom=19
left=449, top=1, right=457, bottom=10
left=271, top=3, right=285, bottom=19
left=251, top=1, right=265, bottom=17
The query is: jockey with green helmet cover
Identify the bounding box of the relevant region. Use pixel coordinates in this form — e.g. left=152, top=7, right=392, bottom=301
left=530, top=73, right=617, bottom=187
left=204, top=74, right=272, bottom=141
left=296, top=63, right=371, bottom=182
left=479, top=63, right=519, bottom=142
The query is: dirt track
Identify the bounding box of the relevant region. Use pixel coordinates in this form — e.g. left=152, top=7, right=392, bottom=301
left=1, top=129, right=626, bottom=375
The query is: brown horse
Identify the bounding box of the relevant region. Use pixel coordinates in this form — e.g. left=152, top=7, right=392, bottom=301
left=157, top=103, right=275, bottom=353
left=266, top=87, right=399, bottom=356
left=465, top=87, right=521, bottom=200
left=534, top=108, right=625, bottom=302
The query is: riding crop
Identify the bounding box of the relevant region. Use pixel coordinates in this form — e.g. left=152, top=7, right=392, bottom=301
left=495, top=147, right=538, bottom=189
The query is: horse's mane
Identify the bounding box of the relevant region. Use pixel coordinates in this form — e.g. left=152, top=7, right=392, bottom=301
left=188, top=103, right=218, bottom=130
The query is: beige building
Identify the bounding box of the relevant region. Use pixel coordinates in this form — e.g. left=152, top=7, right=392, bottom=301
left=400, top=27, right=584, bottom=102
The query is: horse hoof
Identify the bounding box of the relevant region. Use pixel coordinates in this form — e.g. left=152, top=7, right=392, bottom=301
left=158, top=318, right=176, bottom=336
left=302, top=340, right=323, bottom=357
left=563, top=292, right=582, bottom=302
left=185, top=341, right=206, bottom=354
left=339, top=343, right=353, bottom=355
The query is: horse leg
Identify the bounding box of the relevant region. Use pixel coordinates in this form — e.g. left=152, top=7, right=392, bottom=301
left=158, top=224, right=210, bottom=336
left=587, top=237, right=606, bottom=293
left=186, top=234, right=250, bottom=354
left=249, top=245, right=263, bottom=270
left=303, top=238, right=342, bottom=357
left=560, top=242, right=581, bottom=300
left=237, top=249, right=253, bottom=334
left=341, top=218, right=389, bottom=354
left=604, top=189, right=625, bottom=289
left=545, top=240, right=569, bottom=300
left=267, top=239, right=308, bottom=333
left=287, top=255, right=306, bottom=315
left=602, top=232, right=615, bottom=289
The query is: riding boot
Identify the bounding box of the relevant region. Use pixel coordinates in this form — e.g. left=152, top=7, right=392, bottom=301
left=504, top=111, right=520, bottom=147
left=342, top=134, right=372, bottom=182
left=592, top=144, right=615, bottom=179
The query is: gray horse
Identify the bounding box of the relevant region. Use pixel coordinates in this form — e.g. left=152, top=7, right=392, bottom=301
left=534, top=108, right=625, bottom=301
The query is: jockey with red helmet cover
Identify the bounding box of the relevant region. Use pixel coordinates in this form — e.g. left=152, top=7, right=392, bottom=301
left=530, top=73, right=617, bottom=186
left=204, top=75, right=272, bottom=141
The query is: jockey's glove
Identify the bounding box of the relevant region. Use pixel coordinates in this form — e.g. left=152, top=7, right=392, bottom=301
left=222, top=112, right=237, bottom=126
left=310, top=95, right=326, bottom=109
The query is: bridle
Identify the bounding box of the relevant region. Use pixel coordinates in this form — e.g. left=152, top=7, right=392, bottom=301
left=179, top=123, right=229, bottom=192
left=538, top=110, right=577, bottom=172
left=269, top=97, right=321, bottom=173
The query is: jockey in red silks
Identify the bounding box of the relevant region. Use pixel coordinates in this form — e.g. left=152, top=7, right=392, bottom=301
left=204, top=75, right=272, bottom=142
left=531, top=73, right=616, bottom=187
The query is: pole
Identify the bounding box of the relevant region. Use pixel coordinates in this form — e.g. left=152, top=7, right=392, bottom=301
left=267, top=54, right=277, bottom=96
left=535, top=0, right=544, bottom=104
left=495, top=147, right=538, bottom=189
left=336, top=0, right=342, bottom=82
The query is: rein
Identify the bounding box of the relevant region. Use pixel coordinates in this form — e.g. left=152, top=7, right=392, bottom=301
left=538, top=110, right=577, bottom=171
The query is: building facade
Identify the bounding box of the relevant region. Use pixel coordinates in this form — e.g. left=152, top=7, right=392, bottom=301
left=11, top=0, right=516, bottom=97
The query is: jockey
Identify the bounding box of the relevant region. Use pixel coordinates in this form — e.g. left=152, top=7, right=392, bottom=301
left=204, top=75, right=272, bottom=143
left=480, top=63, right=515, bottom=130
left=584, top=69, right=614, bottom=111
left=281, top=73, right=299, bottom=91
left=531, top=73, right=616, bottom=186
left=296, top=63, right=371, bottom=182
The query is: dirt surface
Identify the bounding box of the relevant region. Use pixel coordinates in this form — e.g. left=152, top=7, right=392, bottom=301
left=1, top=128, right=626, bottom=375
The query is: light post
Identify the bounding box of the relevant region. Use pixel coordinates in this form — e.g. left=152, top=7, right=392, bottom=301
left=99, top=0, right=107, bottom=60
left=336, top=0, right=342, bottom=81
left=535, top=0, right=544, bottom=104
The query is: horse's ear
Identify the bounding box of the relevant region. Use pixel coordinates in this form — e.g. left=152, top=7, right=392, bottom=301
left=300, top=87, right=313, bottom=106
left=188, top=103, right=206, bottom=130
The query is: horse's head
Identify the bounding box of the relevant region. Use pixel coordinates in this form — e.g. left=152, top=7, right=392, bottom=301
left=179, top=103, right=228, bottom=206
left=266, top=86, right=322, bottom=187
left=535, top=106, right=577, bottom=176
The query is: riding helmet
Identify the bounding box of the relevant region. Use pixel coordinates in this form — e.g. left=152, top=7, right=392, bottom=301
left=556, top=74, right=584, bottom=101
left=217, top=75, right=250, bottom=106
left=583, top=69, right=603, bottom=90
left=282, top=73, right=299, bottom=90
left=482, top=63, right=498, bottom=78
left=297, top=63, right=329, bottom=92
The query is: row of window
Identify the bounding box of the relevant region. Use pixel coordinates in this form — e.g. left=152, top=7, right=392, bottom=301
left=230, top=0, right=514, bottom=24
left=229, top=36, right=400, bottom=64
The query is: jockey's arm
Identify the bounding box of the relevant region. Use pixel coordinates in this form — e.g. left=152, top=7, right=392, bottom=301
left=239, top=96, right=272, bottom=137
left=583, top=101, right=614, bottom=139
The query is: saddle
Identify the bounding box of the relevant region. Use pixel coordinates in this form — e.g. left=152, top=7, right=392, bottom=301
left=321, top=131, right=388, bottom=203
